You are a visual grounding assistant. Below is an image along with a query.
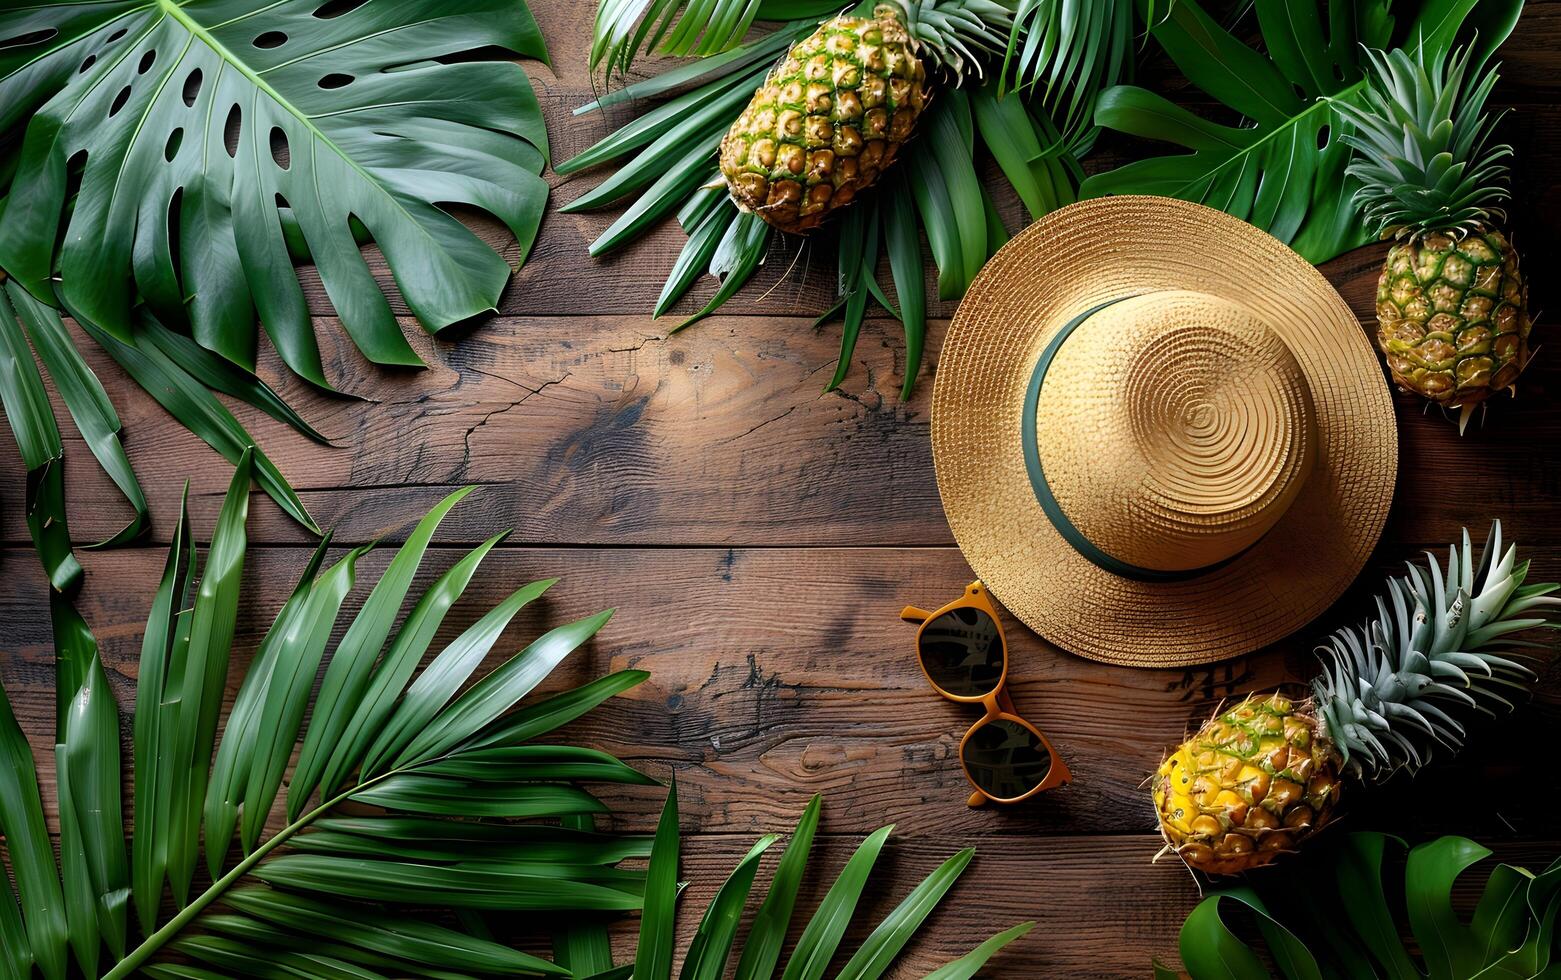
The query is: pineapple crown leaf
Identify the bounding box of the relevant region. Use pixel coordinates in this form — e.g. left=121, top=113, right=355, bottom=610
left=877, top=0, right=1016, bottom=82
left=1332, top=41, right=1513, bottom=238
left=1309, top=522, right=1559, bottom=783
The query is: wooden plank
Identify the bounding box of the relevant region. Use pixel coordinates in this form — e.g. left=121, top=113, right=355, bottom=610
left=4, top=269, right=1561, bottom=549
left=298, top=100, right=1561, bottom=322
left=2, top=544, right=1556, bottom=840
left=267, top=0, right=1561, bottom=323
left=600, top=833, right=1561, bottom=979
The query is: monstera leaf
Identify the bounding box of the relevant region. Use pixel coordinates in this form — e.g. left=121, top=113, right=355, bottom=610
left=0, top=0, right=549, bottom=386
left=1081, top=0, right=1522, bottom=263
left=1170, top=833, right=1561, bottom=979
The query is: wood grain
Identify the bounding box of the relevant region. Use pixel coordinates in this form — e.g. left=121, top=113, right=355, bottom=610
left=3, top=0, right=1561, bottom=975
left=4, top=258, right=1561, bottom=551
left=3, top=543, right=1556, bottom=842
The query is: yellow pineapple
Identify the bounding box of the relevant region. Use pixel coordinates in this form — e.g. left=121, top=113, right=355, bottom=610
left=1335, top=45, right=1531, bottom=429
left=1155, top=524, right=1558, bottom=874
left=719, top=1, right=1010, bottom=234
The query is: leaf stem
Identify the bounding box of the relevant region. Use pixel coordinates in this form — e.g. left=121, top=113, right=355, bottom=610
left=102, top=776, right=380, bottom=979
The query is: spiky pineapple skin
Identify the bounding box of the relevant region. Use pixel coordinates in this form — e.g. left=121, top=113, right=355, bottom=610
left=1376, top=226, right=1530, bottom=408
left=719, top=12, right=929, bottom=235
left=1154, top=694, right=1342, bottom=876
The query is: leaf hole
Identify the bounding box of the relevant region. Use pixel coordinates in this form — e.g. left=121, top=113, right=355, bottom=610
left=270, top=127, right=290, bottom=170
left=275, top=192, right=292, bottom=211
left=109, top=85, right=132, bottom=117
left=1292, top=82, right=1306, bottom=100
left=183, top=68, right=203, bottom=106
left=137, top=48, right=156, bottom=74
left=107, top=28, right=127, bottom=42
left=253, top=30, right=288, bottom=49
left=314, top=0, right=369, bottom=18
left=0, top=28, right=58, bottom=50
left=1334, top=63, right=1347, bottom=82
left=224, top=104, right=242, bottom=157
left=317, top=72, right=354, bottom=89
left=64, top=150, right=88, bottom=207
left=1317, top=124, right=1331, bottom=150
left=167, top=187, right=184, bottom=279
left=165, top=127, right=184, bottom=162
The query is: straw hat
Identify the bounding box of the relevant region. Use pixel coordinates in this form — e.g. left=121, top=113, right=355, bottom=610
left=932, top=196, right=1397, bottom=667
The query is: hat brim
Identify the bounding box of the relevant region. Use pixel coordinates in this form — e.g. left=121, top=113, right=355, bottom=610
left=932, top=196, right=1398, bottom=667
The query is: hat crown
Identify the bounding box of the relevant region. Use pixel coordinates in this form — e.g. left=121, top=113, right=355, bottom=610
left=1034, top=291, right=1317, bottom=573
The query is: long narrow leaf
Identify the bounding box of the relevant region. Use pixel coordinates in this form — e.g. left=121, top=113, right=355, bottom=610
left=8, top=282, right=147, bottom=545
left=733, top=793, right=822, bottom=980
left=131, top=486, right=195, bottom=933
left=165, top=450, right=254, bottom=906
left=292, top=486, right=475, bottom=814
left=0, top=684, right=67, bottom=980
left=74, top=311, right=317, bottom=533
left=329, top=533, right=511, bottom=787
left=57, top=651, right=129, bottom=962
left=360, top=576, right=556, bottom=778
left=679, top=835, right=779, bottom=980
left=835, top=848, right=975, bottom=980
left=253, top=856, right=646, bottom=912
left=394, top=608, right=616, bottom=768
left=920, top=922, right=1036, bottom=980
left=0, top=284, right=79, bottom=593
left=240, top=546, right=368, bottom=853
left=463, top=668, right=654, bottom=747
left=636, top=781, right=682, bottom=980
left=205, top=536, right=336, bottom=877
left=134, top=314, right=332, bottom=445
left=224, top=886, right=566, bottom=977
left=779, top=825, right=894, bottom=980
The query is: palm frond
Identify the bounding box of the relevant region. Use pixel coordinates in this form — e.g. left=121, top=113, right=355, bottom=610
left=1001, top=0, right=1137, bottom=152
left=597, top=789, right=1033, bottom=978
left=566, top=67, right=1077, bottom=397
left=0, top=460, right=651, bottom=978
left=591, top=0, right=844, bottom=77
left=1081, top=0, right=1523, bottom=263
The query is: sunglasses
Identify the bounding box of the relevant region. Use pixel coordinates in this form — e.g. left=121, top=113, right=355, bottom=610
left=901, top=581, right=1071, bottom=807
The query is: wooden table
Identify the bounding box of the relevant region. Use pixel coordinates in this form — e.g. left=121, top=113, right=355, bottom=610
left=3, top=2, right=1560, bottom=976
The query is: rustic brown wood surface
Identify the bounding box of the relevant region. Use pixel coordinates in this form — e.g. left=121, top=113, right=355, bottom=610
left=3, top=1, right=1561, bottom=976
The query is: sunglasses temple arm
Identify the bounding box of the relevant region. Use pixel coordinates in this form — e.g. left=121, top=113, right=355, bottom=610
left=900, top=605, right=934, bottom=624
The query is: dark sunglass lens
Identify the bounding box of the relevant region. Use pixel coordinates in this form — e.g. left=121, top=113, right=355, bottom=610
left=918, top=608, right=1003, bottom=697
left=963, top=718, right=1052, bottom=800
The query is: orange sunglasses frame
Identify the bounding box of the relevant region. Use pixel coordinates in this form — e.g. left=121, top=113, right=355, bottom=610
left=901, top=581, right=1072, bottom=807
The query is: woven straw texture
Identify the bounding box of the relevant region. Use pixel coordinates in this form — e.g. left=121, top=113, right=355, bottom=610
left=932, top=196, right=1398, bottom=667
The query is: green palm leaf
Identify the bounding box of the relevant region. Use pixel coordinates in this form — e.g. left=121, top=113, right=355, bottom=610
left=0, top=470, right=651, bottom=978
left=567, top=41, right=1078, bottom=397
left=1081, top=0, right=1522, bottom=263
left=612, top=790, right=1031, bottom=979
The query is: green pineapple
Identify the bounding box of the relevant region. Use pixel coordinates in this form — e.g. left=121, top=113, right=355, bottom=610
left=1155, top=524, right=1558, bottom=874
left=719, top=1, right=1011, bottom=234
left=1334, top=45, right=1530, bottom=429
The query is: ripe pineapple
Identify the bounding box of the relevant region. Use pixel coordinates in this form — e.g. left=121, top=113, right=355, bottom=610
left=719, top=1, right=1010, bottom=234
left=1334, top=45, right=1530, bottom=430
left=1155, top=524, right=1558, bottom=875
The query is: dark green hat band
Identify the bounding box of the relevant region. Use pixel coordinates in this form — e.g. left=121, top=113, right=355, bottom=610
left=1019, top=295, right=1248, bottom=584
